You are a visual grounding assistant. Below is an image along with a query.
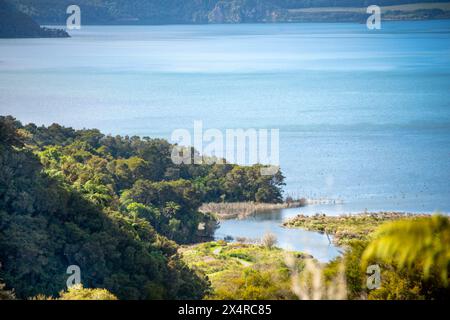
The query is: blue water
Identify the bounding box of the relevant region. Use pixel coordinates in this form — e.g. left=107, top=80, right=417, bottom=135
left=1, top=21, right=450, bottom=260
left=215, top=207, right=342, bottom=262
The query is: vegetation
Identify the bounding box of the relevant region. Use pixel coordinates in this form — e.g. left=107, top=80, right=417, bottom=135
left=322, top=216, right=450, bottom=300
left=283, top=212, right=430, bottom=246
left=200, top=199, right=301, bottom=220
left=261, top=232, right=277, bottom=249
left=285, top=212, right=450, bottom=299
left=362, top=215, right=450, bottom=287
left=31, top=284, right=117, bottom=300
left=291, top=258, right=348, bottom=300
left=0, top=116, right=284, bottom=299
left=10, top=116, right=284, bottom=243
left=180, top=241, right=309, bottom=300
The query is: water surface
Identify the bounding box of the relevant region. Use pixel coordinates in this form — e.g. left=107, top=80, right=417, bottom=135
left=216, top=206, right=343, bottom=262
left=1, top=21, right=449, bottom=261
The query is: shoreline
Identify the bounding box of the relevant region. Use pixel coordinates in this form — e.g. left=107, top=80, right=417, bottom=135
left=209, top=204, right=447, bottom=256
left=283, top=211, right=437, bottom=246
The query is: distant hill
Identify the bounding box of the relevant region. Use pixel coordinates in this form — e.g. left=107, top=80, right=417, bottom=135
left=7, top=0, right=450, bottom=25
left=0, top=0, right=69, bottom=38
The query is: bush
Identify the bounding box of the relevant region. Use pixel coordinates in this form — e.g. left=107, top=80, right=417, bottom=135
left=0, top=282, right=15, bottom=300
left=59, top=284, right=118, bottom=300
left=261, top=232, right=277, bottom=249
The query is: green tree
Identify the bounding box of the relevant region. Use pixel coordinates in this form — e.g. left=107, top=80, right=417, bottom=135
left=0, top=115, right=24, bottom=148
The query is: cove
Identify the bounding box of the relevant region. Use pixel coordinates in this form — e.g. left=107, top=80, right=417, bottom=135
left=214, top=206, right=343, bottom=262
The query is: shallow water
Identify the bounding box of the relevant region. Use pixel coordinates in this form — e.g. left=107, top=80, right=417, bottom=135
left=216, top=206, right=343, bottom=262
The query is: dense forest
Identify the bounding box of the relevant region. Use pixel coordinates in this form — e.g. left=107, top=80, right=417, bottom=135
left=0, top=115, right=284, bottom=299
left=7, top=0, right=450, bottom=25
left=182, top=215, right=450, bottom=300
left=1, top=116, right=449, bottom=300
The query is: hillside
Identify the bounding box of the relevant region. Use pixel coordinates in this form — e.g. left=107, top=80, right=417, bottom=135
left=0, top=0, right=68, bottom=38
left=0, top=115, right=285, bottom=299
left=7, top=0, right=450, bottom=25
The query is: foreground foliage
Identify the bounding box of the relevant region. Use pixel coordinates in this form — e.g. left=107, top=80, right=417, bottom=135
left=0, top=281, right=15, bottom=300
left=181, top=241, right=308, bottom=300
left=323, top=216, right=450, bottom=300
left=58, top=284, right=118, bottom=300
left=200, top=201, right=303, bottom=220
left=362, top=215, right=450, bottom=288
left=2, top=115, right=448, bottom=300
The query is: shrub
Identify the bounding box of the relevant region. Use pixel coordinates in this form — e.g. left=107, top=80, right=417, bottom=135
left=261, top=232, right=277, bottom=249
left=58, top=284, right=118, bottom=300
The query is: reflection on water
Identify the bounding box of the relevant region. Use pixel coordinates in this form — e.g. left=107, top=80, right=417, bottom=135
left=215, top=206, right=343, bottom=262
left=1, top=22, right=448, bottom=260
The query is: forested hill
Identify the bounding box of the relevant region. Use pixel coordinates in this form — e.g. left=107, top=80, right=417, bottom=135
left=7, top=0, right=450, bottom=25
left=0, top=116, right=284, bottom=299
left=0, top=0, right=68, bottom=38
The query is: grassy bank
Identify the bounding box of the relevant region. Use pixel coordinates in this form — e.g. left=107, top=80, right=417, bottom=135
left=283, top=212, right=432, bottom=246
left=180, top=241, right=310, bottom=299
left=200, top=200, right=306, bottom=220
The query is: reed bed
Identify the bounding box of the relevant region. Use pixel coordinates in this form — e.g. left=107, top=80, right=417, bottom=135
left=200, top=201, right=305, bottom=220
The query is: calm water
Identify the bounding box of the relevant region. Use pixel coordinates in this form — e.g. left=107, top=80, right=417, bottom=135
left=216, top=206, right=344, bottom=261
left=1, top=21, right=449, bottom=260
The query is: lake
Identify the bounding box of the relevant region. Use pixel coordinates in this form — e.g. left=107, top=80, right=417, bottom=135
left=1, top=21, right=449, bottom=261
